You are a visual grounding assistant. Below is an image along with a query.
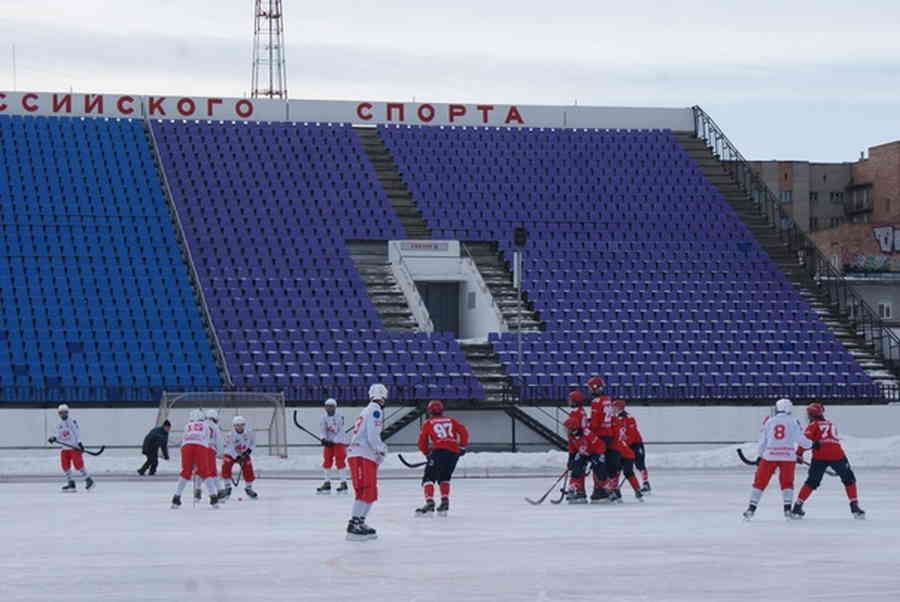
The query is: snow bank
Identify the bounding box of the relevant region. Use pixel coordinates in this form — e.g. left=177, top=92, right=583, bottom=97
left=3, top=435, right=897, bottom=477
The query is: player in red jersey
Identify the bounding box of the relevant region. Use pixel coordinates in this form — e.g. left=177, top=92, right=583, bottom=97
left=607, top=399, right=644, bottom=503
left=563, top=416, right=608, bottom=504
left=625, top=411, right=651, bottom=493
left=565, top=391, right=588, bottom=463
left=791, top=403, right=866, bottom=520
left=587, top=376, right=618, bottom=493
left=415, top=400, right=470, bottom=517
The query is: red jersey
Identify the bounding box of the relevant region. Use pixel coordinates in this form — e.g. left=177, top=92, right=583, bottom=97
left=802, top=419, right=846, bottom=461
left=417, top=416, right=470, bottom=455
left=571, top=428, right=606, bottom=456
left=611, top=414, right=636, bottom=459
left=565, top=406, right=589, bottom=453
left=589, top=395, right=613, bottom=437
left=621, top=414, right=643, bottom=444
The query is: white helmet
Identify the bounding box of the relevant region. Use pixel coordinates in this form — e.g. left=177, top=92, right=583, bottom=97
left=57, top=404, right=69, bottom=413
left=368, top=383, right=388, bottom=402
left=324, top=398, right=337, bottom=407
left=232, top=416, right=246, bottom=426
left=205, top=408, right=219, bottom=422
left=189, top=409, right=204, bottom=421
left=775, top=398, right=793, bottom=414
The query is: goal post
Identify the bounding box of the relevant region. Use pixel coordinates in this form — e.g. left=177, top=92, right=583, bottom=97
left=158, top=391, right=288, bottom=458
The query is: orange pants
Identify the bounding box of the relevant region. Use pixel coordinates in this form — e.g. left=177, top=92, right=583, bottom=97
left=753, top=459, right=796, bottom=491
left=180, top=444, right=215, bottom=479
left=349, top=456, right=378, bottom=503
left=222, top=455, right=255, bottom=482
left=60, top=449, right=84, bottom=472
left=323, top=444, right=347, bottom=469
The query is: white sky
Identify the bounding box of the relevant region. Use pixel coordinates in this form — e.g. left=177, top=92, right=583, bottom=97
left=2, top=0, right=900, bottom=161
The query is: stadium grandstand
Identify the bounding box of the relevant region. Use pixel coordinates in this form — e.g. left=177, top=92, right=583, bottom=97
left=1, top=93, right=898, bottom=446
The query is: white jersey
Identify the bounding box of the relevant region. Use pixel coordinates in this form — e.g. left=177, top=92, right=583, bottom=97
left=181, top=419, right=213, bottom=448
left=348, top=401, right=388, bottom=463
left=209, top=422, right=224, bottom=455
left=320, top=413, right=349, bottom=445
left=757, top=413, right=812, bottom=461
left=225, top=429, right=256, bottom=457
left=55, top=418, right=81, bottom=447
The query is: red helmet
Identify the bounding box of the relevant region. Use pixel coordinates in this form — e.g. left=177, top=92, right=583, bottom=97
left=568, top=391, right=585, bottom=404
left=806, top=402, right=825, bottom=419
left=426, top=400, right=444, bottom=416
left=586, top=376, right=605, bottom=391
left=613, top=399, right=626, bottom=411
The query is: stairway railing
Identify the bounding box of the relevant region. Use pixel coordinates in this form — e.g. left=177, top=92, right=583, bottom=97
left=692, top=106, right=900, bottom=378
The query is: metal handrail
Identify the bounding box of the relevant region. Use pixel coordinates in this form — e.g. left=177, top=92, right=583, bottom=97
left=692, top=106, right=900, bottom=376
left=461, top=243, right=509, bottom=331
left=387, top=244, right=435, bottom=332
left=143, top=116, right=233, bottom=386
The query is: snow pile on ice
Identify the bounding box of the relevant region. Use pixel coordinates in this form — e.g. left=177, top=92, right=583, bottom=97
left=2, top=436, right=897, bottom=476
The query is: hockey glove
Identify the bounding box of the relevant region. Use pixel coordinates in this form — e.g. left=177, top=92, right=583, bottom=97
left=458, top=448, right=466, bottom=457
left=244, top=448, right=252, bottom=455
left=48, top=437, right=57, bottom=444
left=811, top=441, right=821, bottom=450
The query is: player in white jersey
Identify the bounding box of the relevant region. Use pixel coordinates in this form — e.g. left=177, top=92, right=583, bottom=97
left=742, top=398, right=813, bottom=520
left=47, top=404, right=95, bottom=492
left=196, top=408, right=227, bottom=502
left=317, top=398, right=350, bottom=494
left=222, top=416, right=258, bottom=500
left=346, top=383, right=389, bottom=541
left=171, top=409, right=219, bottom=508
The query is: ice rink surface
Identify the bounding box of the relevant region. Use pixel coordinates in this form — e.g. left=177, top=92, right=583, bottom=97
left=4, top=469, right=900, bottom=602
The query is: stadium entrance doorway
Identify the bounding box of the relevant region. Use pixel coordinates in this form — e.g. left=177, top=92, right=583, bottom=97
left=416, top=281, right=461, bottom=337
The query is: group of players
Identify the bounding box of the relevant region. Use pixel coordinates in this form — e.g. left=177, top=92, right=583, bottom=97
left=46, top=378, right=866, bottom=537
left=743, top=397, right=865, bottom=520
left=562, top=376, right=652, bottom=504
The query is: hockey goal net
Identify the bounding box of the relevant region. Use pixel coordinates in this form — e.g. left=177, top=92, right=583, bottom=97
left=157, top=391, right=288, bottom=458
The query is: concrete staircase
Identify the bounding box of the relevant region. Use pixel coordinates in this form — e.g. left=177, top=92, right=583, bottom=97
left=458, top=342, right=511, bottom=403
left=346, top=240, right=417, bottom=330
left=465, top=242, right=543, bottom=332
left=674, top=132, right=898, bottom=388
left=355, top=127, right=432, bottom=240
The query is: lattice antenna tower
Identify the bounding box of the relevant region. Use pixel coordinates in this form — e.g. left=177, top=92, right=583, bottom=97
left=251, top=0, right=288, bottom=99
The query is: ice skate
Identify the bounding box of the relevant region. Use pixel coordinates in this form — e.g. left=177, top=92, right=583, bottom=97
left=640, top=481, right=652, bottom=494
left=634, top=488, right=644, bottom=502
left=436, top=497, right=450, bottom=516
left=209, top=493, right=220, bottom=509
left=608, top=489, right=623, bottom=504
left=223, top=486, right=232, bottom=500
left=850, top=501, right=866, bottom=520
left=783, top=504, right=795, bottom=520
left=193, top=488, right=202, bottom=501
left=790, top=502, right=805, bottom=519
left=85, top=477, right=95, bottom=491
left=336, top=481, right=349, bottom=494
left=171, top=495, right=181, bottom=509
left=317, top=481, right=332, bottom=495
left=568, top=490, right=588, bottom=505
left=590, top=488, right=609, bottom=504
left=359, top=520, right=377, bottom=540
left=61, top=480, right=76, bottom=493
left=415, top=499, right=436, bottom=517
left=346, top=519, right=370, bottom=542
left=245, top=486, right=258, bottom=499
left=217, top=490, right=228, bottom=504
left=742, top=505, right=756, bottom=521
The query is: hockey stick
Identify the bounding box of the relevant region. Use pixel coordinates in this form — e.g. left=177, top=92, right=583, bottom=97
left=738, top=448, right=837, bottom=476
left=292, top=410, right=325, bottom=443
left=229, top=453, right=250, bottom=487
left=398, top=453, right=427, bottom=469
left=52, top=439, right=105, bottom=457
left=525, top=470, right=570, bottom=506
left=549, top=472, right=570, bottom=504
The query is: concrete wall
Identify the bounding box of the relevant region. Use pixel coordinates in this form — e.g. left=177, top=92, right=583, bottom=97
left=4, top=405, right=897, bottom=452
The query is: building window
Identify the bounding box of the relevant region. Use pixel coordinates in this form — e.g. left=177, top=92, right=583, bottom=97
left=878, top=302, right=892, bottom=320
left=810, top=217, right=820, bottom=231
left=810, top=191, right=819, bottom=206
left=781, top=190, right=793, bottom=203
left=830, top=191, right=844, bottom=204
left=830, top=216, right=842, bottom=228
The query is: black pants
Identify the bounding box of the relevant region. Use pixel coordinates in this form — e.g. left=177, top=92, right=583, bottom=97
left=422, top=449, right=460, bottom=484
left=605, top=448, right=621, bottom=478
left=138, top=451, right=159, bottom=475
left=805, top=457, right=856, bottom=490
left=619, top=457, right=635, bottom=479
left=571, top=453, right=607, bottom=483
left=631, top=443, right=646, bottom=472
